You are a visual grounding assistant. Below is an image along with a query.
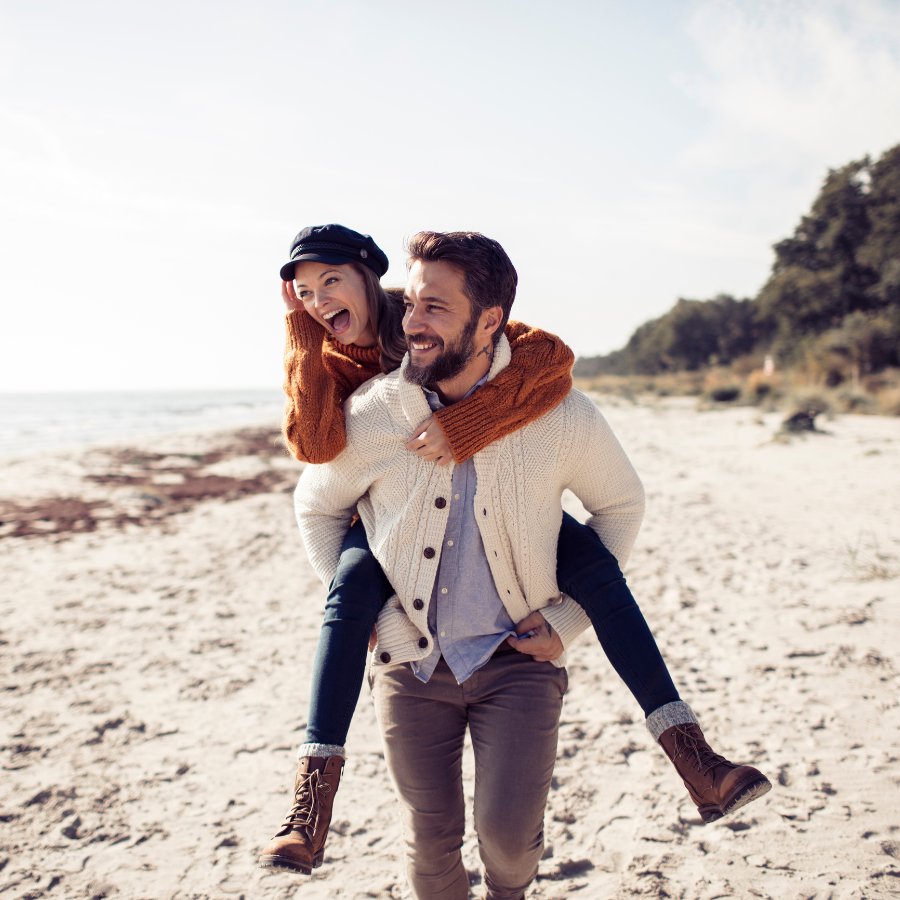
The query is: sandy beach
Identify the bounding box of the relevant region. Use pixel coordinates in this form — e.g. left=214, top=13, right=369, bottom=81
left=1, top=399, right=899, bottom=900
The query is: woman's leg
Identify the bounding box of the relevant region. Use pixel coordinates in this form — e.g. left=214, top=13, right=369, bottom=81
left=259, top=518, right=394, bottom=873
left=555, top=511, right=680, bottom=718
left=302, top=517, right=394, bottom=754
left=556, top=512, right=771, bottom=822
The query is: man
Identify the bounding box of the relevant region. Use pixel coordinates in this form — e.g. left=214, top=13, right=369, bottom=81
left=294, top=231, right=646, bottom=900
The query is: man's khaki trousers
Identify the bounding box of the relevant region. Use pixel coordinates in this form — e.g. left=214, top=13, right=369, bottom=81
left=369, top=648, right=567, bottom=900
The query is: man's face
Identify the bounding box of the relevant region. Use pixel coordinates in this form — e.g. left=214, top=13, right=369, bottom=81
left=402, top=260, right=484, bottom=387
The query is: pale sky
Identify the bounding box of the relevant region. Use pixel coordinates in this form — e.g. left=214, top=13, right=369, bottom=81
left=2, top=0, right=899, bottom=391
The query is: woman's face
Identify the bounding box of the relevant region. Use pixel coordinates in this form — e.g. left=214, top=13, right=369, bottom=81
left=292, top=261, right=377, bottom=347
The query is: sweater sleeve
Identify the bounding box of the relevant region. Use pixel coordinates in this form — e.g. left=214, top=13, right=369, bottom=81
left=293, top=440, right=371, bottom=587
left=281, top=310, right=381, bottom=464
left=432, top=321, right=574, bottom=463
left=564, top=399, right=645, bottom=567
left=541, top=396, right=646, bottom=652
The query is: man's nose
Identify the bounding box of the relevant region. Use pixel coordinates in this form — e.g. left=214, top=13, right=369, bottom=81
left=404, top=304, right=424, bottom=333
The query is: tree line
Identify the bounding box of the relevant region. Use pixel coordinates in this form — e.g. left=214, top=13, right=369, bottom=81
left=574, top=144, right=900, bottom=382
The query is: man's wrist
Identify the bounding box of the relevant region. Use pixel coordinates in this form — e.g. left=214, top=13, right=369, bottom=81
left=539, top=597, right=590, bottom=651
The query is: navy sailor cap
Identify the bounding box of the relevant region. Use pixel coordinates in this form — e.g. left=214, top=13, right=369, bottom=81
left=279, top=224, right=389, bottom=281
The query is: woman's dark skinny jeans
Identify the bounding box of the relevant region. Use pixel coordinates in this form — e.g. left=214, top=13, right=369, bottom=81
left=304, top=513, right=681, bottom=748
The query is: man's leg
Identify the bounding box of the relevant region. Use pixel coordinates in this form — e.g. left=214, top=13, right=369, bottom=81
left=466, top=649, right=568, bottom=900
left=370, top=659, right=470, bottom=900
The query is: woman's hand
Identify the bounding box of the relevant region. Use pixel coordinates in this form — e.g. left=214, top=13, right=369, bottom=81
left=369, top=625, right=378, bottom=652
left=406, top=416, right=454, bottom=467
left=282, top=279, right=306, bottom=313
left=507, top=611, right=563, bottom=662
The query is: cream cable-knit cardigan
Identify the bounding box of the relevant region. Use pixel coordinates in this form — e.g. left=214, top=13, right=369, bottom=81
left=294, top=335, right=645, bottom=670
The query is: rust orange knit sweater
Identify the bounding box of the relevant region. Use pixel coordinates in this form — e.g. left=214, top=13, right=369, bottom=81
left=282, top=309, right=575, bottom=465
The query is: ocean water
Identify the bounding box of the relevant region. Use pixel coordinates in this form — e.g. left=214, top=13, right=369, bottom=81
left=0, top=390, right=285, bottom=458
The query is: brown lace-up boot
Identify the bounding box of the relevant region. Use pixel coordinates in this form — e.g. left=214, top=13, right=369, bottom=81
left=658, top=723, right=771, bottom=823
left=258, top=755, right=344, bottom=873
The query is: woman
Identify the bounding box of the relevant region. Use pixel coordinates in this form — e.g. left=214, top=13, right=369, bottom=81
left=258, top=225, right=770, bottom=875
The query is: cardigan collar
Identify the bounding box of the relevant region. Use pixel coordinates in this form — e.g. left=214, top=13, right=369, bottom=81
left=398, top=334, right=511, bottom=429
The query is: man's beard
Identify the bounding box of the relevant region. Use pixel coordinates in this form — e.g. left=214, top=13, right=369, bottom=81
left=402, top=315, right=480, bottom=388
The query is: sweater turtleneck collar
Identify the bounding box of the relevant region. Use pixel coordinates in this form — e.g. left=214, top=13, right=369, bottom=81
left=325, top=338, right=381, bottom=368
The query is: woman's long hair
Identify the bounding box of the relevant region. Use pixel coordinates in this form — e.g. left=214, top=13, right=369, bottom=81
left=350, top=263, right=407, bottom=373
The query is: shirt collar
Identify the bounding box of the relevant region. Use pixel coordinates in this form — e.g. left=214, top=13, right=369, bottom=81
left=423, top=373, right=489, bottom=412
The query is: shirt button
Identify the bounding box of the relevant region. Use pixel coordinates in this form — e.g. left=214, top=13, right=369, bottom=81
left=380, top=652, right=391, bottom=663
left=454, top=494, right=460, bottom=500
left=435, top=497, right=446, bottom=509
left=441, top=588, right=448, bottom=594
left=418, top=637, right=428, bottom=649
left=413, top=598, right=424, bottom=610
left=440, top=631, right=445, bottom=637
left=447, top=540, right=453, bottom=546
left=423, top=547, right=435, bottom=559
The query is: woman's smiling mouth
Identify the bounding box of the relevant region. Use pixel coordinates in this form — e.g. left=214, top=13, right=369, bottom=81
left=323, top=308, right=351, bottom=335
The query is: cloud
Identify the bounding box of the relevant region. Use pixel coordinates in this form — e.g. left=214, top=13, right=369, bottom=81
left=608, top=0, right=900, bottom=310
left=682, top=0, right=900, bottom=170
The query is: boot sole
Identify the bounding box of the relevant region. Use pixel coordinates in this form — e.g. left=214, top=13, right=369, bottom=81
left=698, top=774, right=772, bottom=824
left=258, top=849, right=325, bottom=874
left=721, top=774, right=772, bottom=818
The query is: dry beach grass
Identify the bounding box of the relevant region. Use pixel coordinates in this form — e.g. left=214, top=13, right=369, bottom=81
left=1, top=399, right=899, bottom=899
left=574, top=366, right=900, bottom=418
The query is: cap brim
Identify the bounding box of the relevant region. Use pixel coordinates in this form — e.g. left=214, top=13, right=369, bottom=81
left=279, top=251, right=356, bottom=282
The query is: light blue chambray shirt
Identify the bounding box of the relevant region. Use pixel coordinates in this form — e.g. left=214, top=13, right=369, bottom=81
left=410, top=376, right=520, bottom=684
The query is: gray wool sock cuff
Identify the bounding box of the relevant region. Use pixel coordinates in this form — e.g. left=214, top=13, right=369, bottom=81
left=297, top=742, right=346, bottom=761
left=645, top=701, right=699, bottom=743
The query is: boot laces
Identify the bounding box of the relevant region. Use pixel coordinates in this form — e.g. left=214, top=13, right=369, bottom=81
left=673, top=725, right=727, bottom=775
left=282, top=769, right=333, bottom=830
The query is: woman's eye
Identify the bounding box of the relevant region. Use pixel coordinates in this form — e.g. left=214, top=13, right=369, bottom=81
left=325, top=277, right=339, bottom=285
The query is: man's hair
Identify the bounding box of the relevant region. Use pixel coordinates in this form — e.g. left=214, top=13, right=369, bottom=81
left=405, top=231, right=517, bottom=345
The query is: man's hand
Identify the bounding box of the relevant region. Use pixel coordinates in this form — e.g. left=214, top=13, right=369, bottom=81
left=405, top=415, right=455, bottom=467
left=282, top=279, right=305, bottom=313
left=507, top=611, right=563, bottom=662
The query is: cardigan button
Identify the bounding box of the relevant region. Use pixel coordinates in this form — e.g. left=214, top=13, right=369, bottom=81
left=435, top=497, right=446, bottom=509
left=379, top=652, right=391, bottom=664
left=418, top=637, right=428, bottom=649
left=413, top=598, right=424, bottom=610
left=423, top=547, right=435, bottom=559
